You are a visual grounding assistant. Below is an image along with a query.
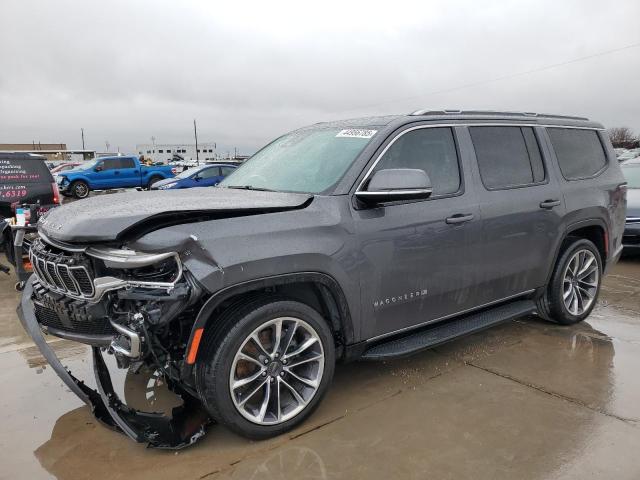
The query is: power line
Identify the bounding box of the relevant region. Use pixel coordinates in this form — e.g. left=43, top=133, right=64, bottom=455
left=337, top=40, right=640, bottom=115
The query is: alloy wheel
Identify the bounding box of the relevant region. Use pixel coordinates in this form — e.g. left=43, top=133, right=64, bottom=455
left=75, top=183, right=88, bottom=198
left=562, top=249, right=599, bottom=316
left=229, top=317, right=325, bottom=425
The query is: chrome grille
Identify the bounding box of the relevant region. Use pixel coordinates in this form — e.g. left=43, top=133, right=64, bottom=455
left=30, top=238, right=95, bottom=299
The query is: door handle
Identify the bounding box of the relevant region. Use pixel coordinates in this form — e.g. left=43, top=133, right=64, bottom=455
left=539, top=199, right=561, bottom=209
left=114, top=171, right=120, bottom=175
left=446, top=213, right=474, bottom=225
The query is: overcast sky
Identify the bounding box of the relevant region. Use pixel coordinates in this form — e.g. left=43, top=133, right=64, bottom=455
left=1, top=0, right=639, bottom=155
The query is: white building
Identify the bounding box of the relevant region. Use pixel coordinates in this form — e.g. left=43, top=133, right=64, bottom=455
left=135, top=143, right=217, bottom=164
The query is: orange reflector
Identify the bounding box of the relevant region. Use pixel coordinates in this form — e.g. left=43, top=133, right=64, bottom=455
left=23, top=260, right=33, bottom=272
left=186, top=328, right=204, bottom=365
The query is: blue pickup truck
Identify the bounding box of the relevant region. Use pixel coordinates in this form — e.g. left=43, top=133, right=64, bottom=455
left=57, top=156, right=176, bottom=198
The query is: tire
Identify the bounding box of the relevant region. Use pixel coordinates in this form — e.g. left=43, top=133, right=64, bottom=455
left=70, top=180, right=90, bottom=199
left=539, top=238, right=602, bottom=325
left=147, top=175, right=163, bottom=190
left=195, top=295, right=335, bottom=439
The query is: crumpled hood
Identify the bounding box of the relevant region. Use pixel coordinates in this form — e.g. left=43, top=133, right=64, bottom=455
left=39, top=188, right=313, bottom=243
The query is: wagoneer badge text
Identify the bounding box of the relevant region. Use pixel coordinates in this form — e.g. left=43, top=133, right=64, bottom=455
left=374, top=289, right=428, bottom=310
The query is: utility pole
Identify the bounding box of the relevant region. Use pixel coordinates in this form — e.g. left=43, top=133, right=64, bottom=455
left=193, top=119, right=199, bottom=166
left=81, top=128, right=85, bottom=150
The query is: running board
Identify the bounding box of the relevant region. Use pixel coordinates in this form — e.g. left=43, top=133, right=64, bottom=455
left=361, top=299, right=536, bottom=360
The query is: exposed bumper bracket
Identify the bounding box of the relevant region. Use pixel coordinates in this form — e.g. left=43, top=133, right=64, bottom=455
left=18, top=277, right=212, bottom=449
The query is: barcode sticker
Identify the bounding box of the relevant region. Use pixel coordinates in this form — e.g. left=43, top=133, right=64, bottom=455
left=336, top=129, right=377, bottom=139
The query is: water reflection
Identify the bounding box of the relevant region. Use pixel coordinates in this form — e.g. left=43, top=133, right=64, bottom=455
left=218, top=446, right=328, bottom=480
left=32, top=319, right=625, bottom=480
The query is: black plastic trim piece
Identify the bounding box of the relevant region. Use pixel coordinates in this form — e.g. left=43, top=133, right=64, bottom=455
left=182, top=272, right=354, bottom=376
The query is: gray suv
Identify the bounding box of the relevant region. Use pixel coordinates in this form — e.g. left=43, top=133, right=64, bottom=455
left=18, top=110, right=627, bottom=448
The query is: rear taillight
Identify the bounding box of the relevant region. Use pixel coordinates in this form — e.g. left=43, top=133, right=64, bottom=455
left=51, top=182, right=61, bottom=204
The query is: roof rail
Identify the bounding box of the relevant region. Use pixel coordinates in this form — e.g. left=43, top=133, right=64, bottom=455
left=408, top=109, right=589, bottom=121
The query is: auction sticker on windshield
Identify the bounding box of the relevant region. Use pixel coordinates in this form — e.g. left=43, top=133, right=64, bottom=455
left=336, top=129, right=377, bottom=139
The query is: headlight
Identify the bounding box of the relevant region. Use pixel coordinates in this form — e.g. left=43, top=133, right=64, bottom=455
left=158, top=183, right=175, bottom=190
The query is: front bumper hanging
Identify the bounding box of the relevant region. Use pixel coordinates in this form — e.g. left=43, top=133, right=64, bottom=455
left=17, top=277, right=212, bottom=449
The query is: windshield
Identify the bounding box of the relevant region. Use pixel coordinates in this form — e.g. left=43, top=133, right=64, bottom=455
left=74, top=159, right=100, bottom=170
left=219, top=127, right=378, bottom=193
left=623, top=166, right=640, bottom=188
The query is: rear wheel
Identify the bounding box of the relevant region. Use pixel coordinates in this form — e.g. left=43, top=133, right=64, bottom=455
left=70, top=180, right=89, bottom=199
left=539, top=238, right=602, bottom=325
left=196, top=296, right=335, bottom=439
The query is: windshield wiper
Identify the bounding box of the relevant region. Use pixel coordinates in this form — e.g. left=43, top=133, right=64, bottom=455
left=226, top=185, right=276, bottom=192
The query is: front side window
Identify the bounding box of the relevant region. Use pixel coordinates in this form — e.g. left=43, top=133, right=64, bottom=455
left=102, top=159, right=119, bottom=170
left=220, top=127, right=377, bottom=193
left=197, top=167, right=221, bottom=179
left=547, top=128, right=607, bottom=180
left=371, top=127, right=460, bottom=196
left=470, top=126, right=545, bottom=190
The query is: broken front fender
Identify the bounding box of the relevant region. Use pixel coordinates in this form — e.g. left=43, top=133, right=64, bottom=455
left=17, top=277, right=212, bottom=449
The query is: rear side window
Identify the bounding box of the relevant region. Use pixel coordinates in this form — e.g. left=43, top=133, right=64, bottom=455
left=120, top=158, right=136, bottom=168
left=469, top=126, right=545, bottom=190
left=373, top=127, right=461, bottom=196
left=0, top=155, right=53, bottom=184
left=547, top=128, right=607, bottom=180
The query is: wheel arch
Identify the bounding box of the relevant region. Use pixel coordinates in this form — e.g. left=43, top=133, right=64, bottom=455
left=185, top=272, right=354, bottom=367
left=545, top=219, right=608, bottom=287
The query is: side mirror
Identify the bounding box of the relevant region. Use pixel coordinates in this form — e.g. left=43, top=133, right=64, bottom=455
left=355, top=168, right=432, bottom=204
left=194, top=175, right=201, bottom=181
left=94, top=165, right=103, bottom=172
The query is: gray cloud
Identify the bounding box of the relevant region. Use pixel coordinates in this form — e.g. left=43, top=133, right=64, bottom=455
left=1, top=0, right=639, bottom=154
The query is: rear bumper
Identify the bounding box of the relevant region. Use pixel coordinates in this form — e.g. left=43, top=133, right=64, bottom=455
left=17, top=277, right=211, bottom=449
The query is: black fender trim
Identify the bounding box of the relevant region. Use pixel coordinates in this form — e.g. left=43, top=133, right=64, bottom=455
left=183, top=272, right=355, bottom=373
left=542, top=218, right=609, bottom=289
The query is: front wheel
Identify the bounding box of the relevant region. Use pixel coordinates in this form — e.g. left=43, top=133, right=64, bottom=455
left=540, top=238, right=602, bottom=325
left=70, top=180, right=90, bottom=199
left=196, top=297, right=335, bottom=439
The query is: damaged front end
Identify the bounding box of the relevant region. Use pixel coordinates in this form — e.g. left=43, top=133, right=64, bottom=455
left=17, top=234, right=212, bottom=449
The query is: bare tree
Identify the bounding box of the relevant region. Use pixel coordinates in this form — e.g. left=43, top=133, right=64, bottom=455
left=607, top=127, right=637, bottom=148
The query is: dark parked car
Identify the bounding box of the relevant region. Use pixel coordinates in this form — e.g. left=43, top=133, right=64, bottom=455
left=18, top=110, right=627, bottom=448
left=621, top=163, right=640, bottom=251
left=151, top=163, right=237, bottom=190
left=1, top=152, right=60, bottom=264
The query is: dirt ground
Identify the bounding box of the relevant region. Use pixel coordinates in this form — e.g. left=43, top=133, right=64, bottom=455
left=1, top=255, right=639, bottom=480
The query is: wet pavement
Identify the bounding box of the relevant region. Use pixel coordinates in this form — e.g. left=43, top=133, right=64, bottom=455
left=1, top=255, right=639, bottom=479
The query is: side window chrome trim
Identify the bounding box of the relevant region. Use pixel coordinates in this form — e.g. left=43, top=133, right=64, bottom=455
left=355, top=125, right=462, bottom=195
left=355, top=123, right=604, bottom=193
left=546, top=127, right=610, bottom=182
